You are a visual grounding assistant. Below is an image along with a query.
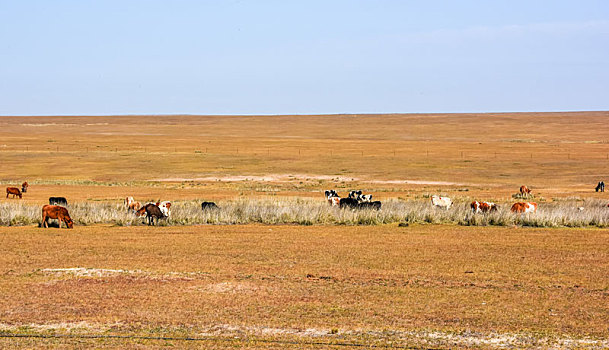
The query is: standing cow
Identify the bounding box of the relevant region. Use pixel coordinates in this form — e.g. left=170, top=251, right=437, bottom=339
left=21, top=182, right=29, bottom=193
left=519, top=185, right=532, bottom=197
left=431, top=195, right=452, bottom=209
left=595, top=181, right=605, bottom=192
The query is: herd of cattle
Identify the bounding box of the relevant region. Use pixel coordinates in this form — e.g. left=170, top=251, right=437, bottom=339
left=3, top=182, right=608, bottom=229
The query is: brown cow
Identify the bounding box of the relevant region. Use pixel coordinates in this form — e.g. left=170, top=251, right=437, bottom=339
left=511, top=202, right=537, bottom=214
left=136, top=203, right=166, bottom=225
left=6, top=187, right=22, bottom=199
left=41, top=205, right=74, bottom=228
left=21, top=182, right=29, bottom=193
left=471, top=201, right=498, bottom=213
left=519, top=185, right=532, bottom=197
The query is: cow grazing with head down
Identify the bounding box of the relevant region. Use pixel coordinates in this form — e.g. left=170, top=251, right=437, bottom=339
left=41, top=205, right=73, bottom=228
left=6, top=187, right=22, bottom=199
left=431, top=195, right=452, bottom=209
left=136, top=203, right=166, bottom=225
left=511, top=202, right=537, bottom=213
left=21, top=182, right=28, bottom=193
left=519, top=185, right=532, bottom=197
left=471, top=201, right=498, bottom=213
left=156, top=201, right=172, bottom=217
left=201, top=201, right=219, bottom=210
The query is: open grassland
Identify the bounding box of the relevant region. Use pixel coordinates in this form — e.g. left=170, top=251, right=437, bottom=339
left=0, top=225, right=608, bottom=349
left=1, top=112, right=609, bottom=348
left=0, top=112, right=608, bottom=199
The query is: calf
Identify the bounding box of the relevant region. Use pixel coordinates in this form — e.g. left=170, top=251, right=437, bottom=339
left=431, top=195, right=452, bottom=209
left=6, top=187, right=22, bottom=199
left=136, top=203, right=166, bottom=225
left=41, top=205, right=74, bottom=229
left=471, top=201, right=498, bottom=213
left=511, top=202, right=537, bottom=213
left=49, top=197, right=68, bottom=206
left=201, top=201, right=219, bottom=210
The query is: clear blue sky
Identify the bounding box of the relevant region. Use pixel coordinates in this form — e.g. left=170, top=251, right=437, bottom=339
left=1, top=0, right=608, bottom=115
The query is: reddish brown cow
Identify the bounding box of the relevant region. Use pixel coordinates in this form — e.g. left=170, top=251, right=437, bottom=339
left=41, top=205, right=74, bottom=228
left=511, top=202, right=537, bottom=214
left=519, top=185, right=532, bottom=197
left=6, top=187, right=22, bottom=199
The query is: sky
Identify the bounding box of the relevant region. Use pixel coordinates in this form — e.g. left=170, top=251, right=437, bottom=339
left=1, top=0, right=608, bottom=115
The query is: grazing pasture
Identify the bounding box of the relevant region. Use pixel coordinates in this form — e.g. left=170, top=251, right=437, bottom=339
left=0, top=225, right=608, bottom=348
left=0, top=112, right=609, bottom=348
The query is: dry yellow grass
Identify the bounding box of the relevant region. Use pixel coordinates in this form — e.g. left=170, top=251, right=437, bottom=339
left=0, top=225, right=608, bottom=348
left=0, top=112, right=608, bottom=202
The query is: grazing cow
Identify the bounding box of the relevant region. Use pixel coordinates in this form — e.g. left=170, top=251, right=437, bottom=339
left=519, top=185, right=532, bottom=197
left=357, top=201, right=382, bottom=210
left=21, top=182, right=28, bottom=193
left=125, top=197, right=141, bottom=212
left=339, top=197, right=359, bottom=209
left=470, top=201, right=498, bottom=213
left=41, top=205, right=73, bottom=228
left=357, top=194, right=372, bottom=202
left=156, top=201, right=172, bottom=217
left=6, top=187, right=22, bottom=199
left=49, top=197, right=68, bottom=206
left=431, top=195, right=452, bottom=209
left=511, top=202, right=538, bottom=213
left=595, top=181, right=605, bottom=192
left=201, top=201, right=219, bottom=210
left=348, top=190, right=363, bottom=199
left=136, top=203, right=166, bottom=225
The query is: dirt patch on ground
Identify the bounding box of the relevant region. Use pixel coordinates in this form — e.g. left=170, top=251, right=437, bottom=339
left=151, top=174, right=464, bottom=185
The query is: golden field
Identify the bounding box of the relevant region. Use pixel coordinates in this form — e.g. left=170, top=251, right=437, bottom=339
left=1, top=112, right=609, bottom=348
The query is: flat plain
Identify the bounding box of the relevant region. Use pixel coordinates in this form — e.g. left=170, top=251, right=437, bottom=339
left=0, top=112, right=608, bottom=348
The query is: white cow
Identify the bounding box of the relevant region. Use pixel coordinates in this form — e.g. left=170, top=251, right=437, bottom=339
left=431, top=195, right=452, bottom=209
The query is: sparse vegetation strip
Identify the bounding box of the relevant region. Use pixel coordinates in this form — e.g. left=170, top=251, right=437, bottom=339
left=1, top=198, right=608, bottom=228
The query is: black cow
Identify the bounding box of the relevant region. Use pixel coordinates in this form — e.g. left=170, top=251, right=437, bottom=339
left=339, top=197, right=359, bottom=209
left=201, top=201, right=219, bottom=210
left=596, top=181, right=605, bottom=192
left=136, top=203, right=166, bottom=225
left=49, top=197, right=68, bottom=206
left=357, top=201, right=382, bottom=210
